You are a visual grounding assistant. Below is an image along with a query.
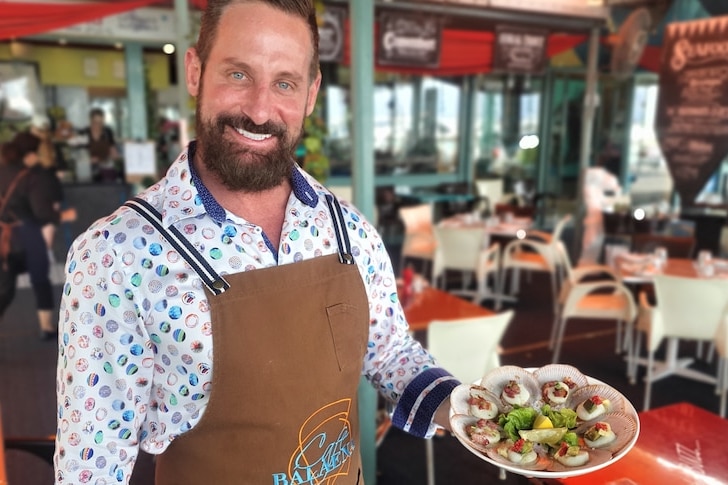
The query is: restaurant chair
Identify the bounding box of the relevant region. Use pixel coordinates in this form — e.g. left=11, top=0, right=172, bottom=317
left=498, top=214, right=572, bottom=309
left=633, top=275, right=728, bottom=411
left=551, top=280, right=637, bottom=365
left=474, top=179, right=503, bottom=212
left=431, top=226, right=501, bottom=308
left=551, top=241, right=621, bottom=351
left=425, top=310, right=515, bottom=485
left=399, top=203, right=437, bottom=276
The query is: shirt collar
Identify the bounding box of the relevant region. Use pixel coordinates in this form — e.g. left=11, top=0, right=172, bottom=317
left=162, top=141, right=320, bottom=226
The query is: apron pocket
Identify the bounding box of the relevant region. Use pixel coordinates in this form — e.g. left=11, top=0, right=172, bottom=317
left=326, top=303, right=366, bottom=372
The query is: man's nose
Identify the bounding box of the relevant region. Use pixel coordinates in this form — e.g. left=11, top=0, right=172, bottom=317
left=241, top=84, right=273, bottom=126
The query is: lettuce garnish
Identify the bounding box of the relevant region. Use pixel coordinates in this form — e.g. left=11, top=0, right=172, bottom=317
left=498, top=407, right=538, bottom=441
left=541, top=404, right=577, bottom=429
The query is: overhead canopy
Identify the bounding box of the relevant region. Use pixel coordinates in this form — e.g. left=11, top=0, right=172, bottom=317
left=0, top=0, right=173, bottom=40
left=0, top=0, right=718, bottom=77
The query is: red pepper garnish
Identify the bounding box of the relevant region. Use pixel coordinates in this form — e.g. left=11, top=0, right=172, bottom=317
left=512, top=438, right=525, bottom=453
left=589, top=395, right=603, bottom=405
left=595, top=422, right=608, bottom=431
left=557, top=441, right=569, bottom=456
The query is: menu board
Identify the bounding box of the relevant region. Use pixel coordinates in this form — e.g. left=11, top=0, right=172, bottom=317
left=655, top=16, right=728, bottom=206
left=492, top=25, right=547, bottom=74
left=377, top=12, right=442, bottom=68
left=319, top=5, right=346, bottom=63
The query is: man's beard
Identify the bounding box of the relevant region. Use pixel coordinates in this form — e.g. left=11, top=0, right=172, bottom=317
left=196, top=112, right=302, bottom=192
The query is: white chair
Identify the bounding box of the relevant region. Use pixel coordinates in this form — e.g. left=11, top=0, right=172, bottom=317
left=399, top=203, right=437, bottom=275
left=551, top=241, right=622, bottom=351
left=498, top=214, right=572, bottom=309
left=474, top=178, right=503, bottom=216
left=633, top=275, right=728, bottom=411
left=551, top=280, right=637, bottom=364
left=431, top=226, right=501, bottom=307
left=425, top=310, right=515, bottom=485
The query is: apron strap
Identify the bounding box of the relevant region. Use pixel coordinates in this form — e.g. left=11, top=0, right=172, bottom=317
left=123, top=193, right=354, bottom=294
left=325, top=193, right=355, bottom=265
left=123, top=197, right=230, bottom=295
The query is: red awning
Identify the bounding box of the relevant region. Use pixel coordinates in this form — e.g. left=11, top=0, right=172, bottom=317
left=343, top=24, right=588, bottom=77
left=0, top=0, right=168, bottom=40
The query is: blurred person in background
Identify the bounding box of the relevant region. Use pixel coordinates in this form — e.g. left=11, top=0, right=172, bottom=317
left=579, top=152, right=622, bottom=265
left=78, top=107, right=120, bottom=182
left=0, top=132, right=72, bottom=339
left=29, top=114, right=76, bottom=259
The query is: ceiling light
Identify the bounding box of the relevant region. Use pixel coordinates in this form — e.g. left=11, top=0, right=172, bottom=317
left=163, top=43, right=175, bottom=55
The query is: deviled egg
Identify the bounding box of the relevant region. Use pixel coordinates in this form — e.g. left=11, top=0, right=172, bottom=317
left=576, top=395, right=611, bottom=421
left=553, top=441, right=589, bottom=467
left=583, top=421, right=616, bottom=448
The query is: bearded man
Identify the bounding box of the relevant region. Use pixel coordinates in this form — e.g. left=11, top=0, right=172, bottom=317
left=54, top=1, right=457, bottom=483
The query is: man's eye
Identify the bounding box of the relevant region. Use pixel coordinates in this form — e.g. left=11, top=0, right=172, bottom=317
left=232, top=72, right=245, bottom=80
left=278, top=81, right=291, bottom=90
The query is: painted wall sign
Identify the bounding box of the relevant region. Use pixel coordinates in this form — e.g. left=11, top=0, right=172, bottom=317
left=655, top=16, right=728, bottom=206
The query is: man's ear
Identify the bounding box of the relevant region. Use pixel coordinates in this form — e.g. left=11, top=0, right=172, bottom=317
left=305, top=70, right=323, bottom=117
left=185, top=47, right=202, bottom=97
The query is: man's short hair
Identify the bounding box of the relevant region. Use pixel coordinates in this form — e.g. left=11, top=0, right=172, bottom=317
left=195, top=0, right=320, bottom=83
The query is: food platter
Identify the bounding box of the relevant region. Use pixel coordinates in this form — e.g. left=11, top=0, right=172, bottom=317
left=449, top=365, right=640, bottom=479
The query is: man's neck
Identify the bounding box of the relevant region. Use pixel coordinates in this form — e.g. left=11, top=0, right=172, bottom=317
left=193, top=157, right=292, bottom=248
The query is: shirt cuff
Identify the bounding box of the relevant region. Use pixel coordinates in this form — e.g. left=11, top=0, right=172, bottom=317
left=391, top=367, right=460, bottom=438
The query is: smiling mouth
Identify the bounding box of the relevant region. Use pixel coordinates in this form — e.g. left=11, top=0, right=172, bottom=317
left=235, top=127, right=272, bottom=141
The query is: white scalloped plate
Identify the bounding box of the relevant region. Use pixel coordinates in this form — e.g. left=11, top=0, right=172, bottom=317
left=449, top=367, right=640, bottom=479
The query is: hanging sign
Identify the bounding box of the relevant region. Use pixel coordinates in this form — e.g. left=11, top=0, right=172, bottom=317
left=655, top=16, right=728, bottom=206
left=492, top=25, right=548, bottom=74
left=319, top=6, right=346, bottom=63
left=377, top=12, right=442, bottom=68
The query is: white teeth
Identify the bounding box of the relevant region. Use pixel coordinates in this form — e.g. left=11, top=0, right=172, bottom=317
left=236, top=128, right=271, bottom=141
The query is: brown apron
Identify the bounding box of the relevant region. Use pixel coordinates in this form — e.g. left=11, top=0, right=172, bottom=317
left=126, top=195, right=369, bottom=485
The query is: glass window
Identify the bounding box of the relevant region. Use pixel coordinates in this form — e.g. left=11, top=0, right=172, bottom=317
left=323, top=71, right=462, bottom=177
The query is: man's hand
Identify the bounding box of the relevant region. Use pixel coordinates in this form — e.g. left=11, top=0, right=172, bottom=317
left=433, top=398, right=452, bottom=432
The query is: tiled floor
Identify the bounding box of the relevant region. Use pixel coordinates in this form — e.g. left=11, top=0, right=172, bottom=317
left=2, top=267, right=723, bottom=484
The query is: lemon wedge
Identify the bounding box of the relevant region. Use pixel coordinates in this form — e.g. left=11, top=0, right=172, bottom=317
left=533, top=415, right=554, bottom=429
left=518, top=427, right=567, bottom=445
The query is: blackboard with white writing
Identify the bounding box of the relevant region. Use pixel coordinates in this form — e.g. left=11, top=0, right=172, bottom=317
left=655, top=16, right=728, bottom=206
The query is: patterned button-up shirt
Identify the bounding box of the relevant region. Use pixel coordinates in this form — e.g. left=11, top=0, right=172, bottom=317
left=55, top=143, right=458, bottom=483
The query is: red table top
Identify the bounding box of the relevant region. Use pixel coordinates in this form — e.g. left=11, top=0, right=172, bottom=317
left=559, top=402, right=728, bottom=484
left=401, top=287, right=494, bottom=332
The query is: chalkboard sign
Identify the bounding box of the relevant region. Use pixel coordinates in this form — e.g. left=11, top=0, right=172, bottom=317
left=493, top=25, right=547, bottom=74
left=655, top=16, right=728, bottom=206
left=319, top=6, right=346, bottom=63
left=377, top=12, right=441, bottom=68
